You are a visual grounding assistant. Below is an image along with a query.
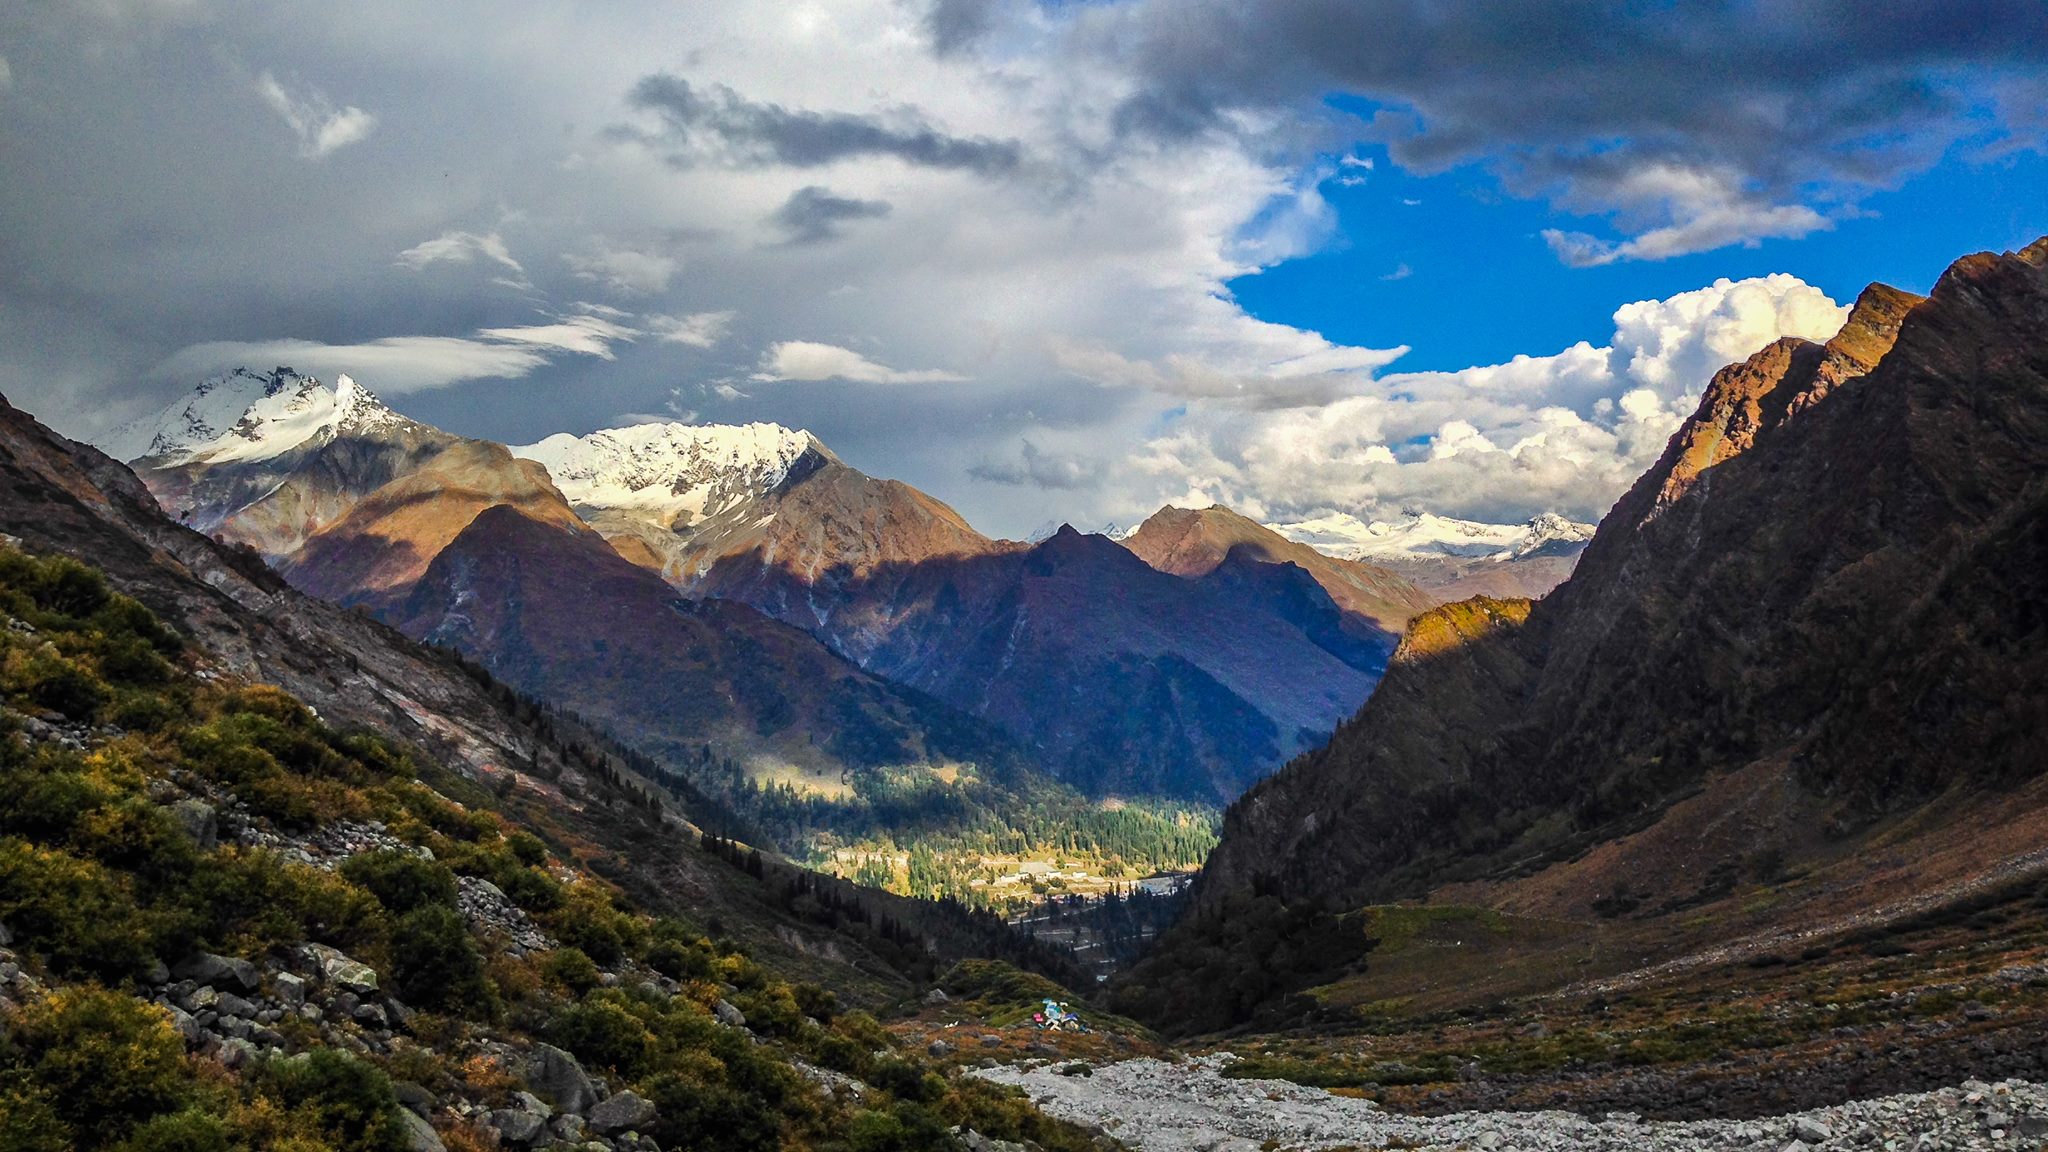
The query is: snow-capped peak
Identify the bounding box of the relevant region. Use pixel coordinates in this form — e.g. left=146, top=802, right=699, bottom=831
left=512, top=420, right=825, bottom=526
left=1024, top=519, right=1133, bottom=544
left=101, top=367, right=407, bottom=466
left=1267, top=510, right=1596, bottom=564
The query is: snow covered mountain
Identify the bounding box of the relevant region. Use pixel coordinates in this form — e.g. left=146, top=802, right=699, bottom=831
left=1268, top=511, right=1596, bottom=601
left=512, top=421, right=823, bottom=529
left=103, top=367, right=457, bottom=555
left=104, top=367, right=411, bottom=466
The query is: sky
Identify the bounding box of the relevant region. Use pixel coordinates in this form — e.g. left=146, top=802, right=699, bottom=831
left=3, top=1, right=2045, bottom=539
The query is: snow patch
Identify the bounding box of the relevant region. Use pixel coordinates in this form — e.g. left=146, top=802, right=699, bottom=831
left=1269, top=511, right=1595, bottom=563
left=103, top=368, right=407, bottom=466
left=512, top=421, right=819, bottom=526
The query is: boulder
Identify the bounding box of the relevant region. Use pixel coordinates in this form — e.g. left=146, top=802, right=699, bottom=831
left=713, top=999, right=746, bottom=1028
left=168, top=798, right=218, bottom=850
left=1793, top=1118, right=1833, bottom=1144
left=397, top=1108, right=445, bottom=1152
left=172, top=952, right=260, bottom=993
left=524, top=1043, right=599, bottom=1115
left=511, top=1091, right=553, bottom=1120
left=486, top=1109, right=545, bottom=1146
left=928, top=1039, right=953, bottom=1058
left=392, top=1080, right=436, bottom=1118
left=273, top=973, right=306, bottom=1005
left=588, top=1090, right=657, bottom=1134
left=300, top=944, right=379, bottom=994
left=923, top=988, right=950, bottom=1005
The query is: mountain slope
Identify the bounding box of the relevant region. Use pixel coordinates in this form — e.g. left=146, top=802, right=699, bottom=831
left=1123, top=240, right=2048, bottom=1030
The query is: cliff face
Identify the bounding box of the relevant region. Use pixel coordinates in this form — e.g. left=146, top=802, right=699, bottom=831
left=1125, top=240, right=2048, bottom=1028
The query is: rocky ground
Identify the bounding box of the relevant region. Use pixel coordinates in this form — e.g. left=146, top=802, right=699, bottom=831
left=978, top=1055, right=2048, bottom=1151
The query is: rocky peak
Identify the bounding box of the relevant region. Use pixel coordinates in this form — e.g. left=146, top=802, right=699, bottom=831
left=512, top=420, right=830, bottom=529
left=103, top=367, right=413, bottom=467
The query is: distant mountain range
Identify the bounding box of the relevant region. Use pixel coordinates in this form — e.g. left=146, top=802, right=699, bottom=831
left=1119, top=237, right=2048, bottom=1032
left=105, top=374, right=1472, bottom=805
left=1268, top=510, right=1595, bottom=601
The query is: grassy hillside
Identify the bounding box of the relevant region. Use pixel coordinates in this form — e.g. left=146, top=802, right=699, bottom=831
left=0, top=544, right=1104, bottom=1151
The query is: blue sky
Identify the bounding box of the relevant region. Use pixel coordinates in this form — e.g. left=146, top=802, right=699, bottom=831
left=4, top=1, right=2046, bottom=536
left=1233, top=146, right=2048, bottom=378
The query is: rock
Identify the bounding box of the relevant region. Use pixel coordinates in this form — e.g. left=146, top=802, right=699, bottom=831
left=164, top=1004, right=206, bottom=1046
left=273, top=973, right=306, bottom=1005
left=145, top=959, right=171, bottom=985
left=587, top=1090, right=657, bottom=1134
left=713, top=999, right=746, bottom=1028
left=179, top=986, right=219, bottom=1013
left=512, top=1091, right=553, bottom=1119
left=299, top=944, right=379, bottom=994
left=397, top=1107, right=445, bottom=1152
left=486, top=1109, right=545, bottom=1146
left=923, top=988, right=951, bottom=1005
left=168, top=798, right=218, bottom=850
left=2018, top=1114, right=2048, bottom=1138
left=929, top=1040, right=953, bottom=1058
left=217, top=992, right=258, bottom=1018
left=525, top=1043, right=599, bottom=1115
left=172, top=952, right=260, bottom=993
left=352, top=1003, right=388, bottom=1028
left=981, top=1034, right=1004, bottom=1048
left=1792, top=1117, right=1832, bottom=1143
left=216, top=1038, right=259, bottom=1069
left=549, top=1114, right=588, bottom=1142
left=393, top=1080, right=436, bottom=1117
left=954, top=1129, right=1030, bottom=1152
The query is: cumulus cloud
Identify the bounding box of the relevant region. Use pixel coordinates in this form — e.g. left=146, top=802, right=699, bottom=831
left=1055, top=332, right=1406, bottom=409
left=564, top=240, right=678, bottom=295
left=647, top=311, right=735, bottom=348
left=753, top=341, right=967, bottom=384
left=255, top=71, right=375, bottom=158
left=616, top=73, right=1022, bottom=176
left=1132, top=274, right=1850, bottom=524
left=771, top=186, right=891, bottom=245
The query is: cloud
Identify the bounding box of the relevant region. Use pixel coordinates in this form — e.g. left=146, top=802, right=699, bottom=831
left=1540, top=164, right=1832, bottom=266
left=477, top=312, right=639, bottom=358
left=647, top=311, right=736, bottom=348
left=1071, top=0, right=2048, bottom=261
left=924, top=0, right=999, bottom=57
left=969, top=439, right=1102, bottom=489
left=395, top=230, right=531, bottom=288
left=1055, top=333, right=1406, bottom=410
left=155, top=337, right=550, bottom=394
left=616, top=73, right=1023, bottom=176
left=1133, top=273, right=1850, bottom=524
left=564, top=241, right=678, bottom=294
left=771, top=185, right=892, bottom=245
left=255, top=71, right=375, bottom=158
left=753, top=341, right=967, bottom=384
left=1380, top=263, right=1411, bottom=282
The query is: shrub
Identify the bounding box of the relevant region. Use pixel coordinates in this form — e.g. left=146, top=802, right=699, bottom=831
left=539, top=947, right=600, bottom=995
left=340, top=850, right=458, bottom=915
left=644, top=1069, right=783, bottom=1152
left=110, top=1109, right=233, bottom=1152
left=253, top=1049, right=408, bottom=1152
left=391, top=904, right=496, bottom=1018
left=0, top=838, right=159, bottom=981
left=12, top=987, right=191, bottom=1145
left=548, top=997, right=653, bottom=1079
left=0, top=1081, right=72, bottom=1152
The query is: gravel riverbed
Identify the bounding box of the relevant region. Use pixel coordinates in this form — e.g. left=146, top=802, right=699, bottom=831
left=974, top=1055, right=2048, bottom=1151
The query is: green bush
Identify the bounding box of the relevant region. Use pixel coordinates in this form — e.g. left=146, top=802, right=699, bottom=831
left=391, top=904, right=496, bottom=1018
left=539, top=947, right=601, bottom=995
left=644, top=1069, right=783, bottom=1152
left=252, top=1049, right=408, bottom=1152
left=548, top=996, right=653, bottom=1079
left=0, top=838, right=159, bottom=981
left=13, top=987, right=191, bottom=1145
left=109, top=1109, right=233, bottom=1152
left=340, top=849, right=457, bottom=915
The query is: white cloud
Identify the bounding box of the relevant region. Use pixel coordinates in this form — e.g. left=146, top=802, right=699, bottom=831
left=156, top=337, right=549, bottom=394
left=395, top=231, right=529, bottom=289
left=753, top=341, right=967, bottom=384
left=648, top=311, right=736, bottom=348
left=255, top=71, right=376, bottom=159
left=1542, top=163, right=1832, bottom=267
left=477, top=313, right=639, bottom=358
left=1131, top=273, right=1850, bottom=524
left=565, top=241, right=677, bottom=295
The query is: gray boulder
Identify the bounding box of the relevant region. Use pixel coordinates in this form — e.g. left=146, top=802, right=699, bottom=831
left=588, top=1090, right=657, bottom=1134
left=396, top=1108, right=445, bottom=1152
left=713, top=999, right=746, bottom=1028
left=486, top=1109, right=545, bottom=1146
left=525, top=1043, right=599, bottom=1115
left=168, top=798, right=218, bottom=850
left=172, top=952, right=260, bottom=993
left=300, top=944, right=379, bottom=994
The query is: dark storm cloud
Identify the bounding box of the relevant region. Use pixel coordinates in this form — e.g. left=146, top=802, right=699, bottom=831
left=1086, top=0, right=2048, bottom=210
left=770, top=186, right=892, bottom=245
left=923, top=0, right=999, bottom=57
left=617, top=74, right=1023, bottom=176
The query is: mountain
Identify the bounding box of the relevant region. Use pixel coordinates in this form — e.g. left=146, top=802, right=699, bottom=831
left=1121, top=239, right=2048, bottom=1031
left=1268, top=510, right=1595, bottom=602
left=111, top=367, right=458, bottom=557
left=1119, top=504, right=1435, bottom=637
left=507, top=426, right=1423, bottom=804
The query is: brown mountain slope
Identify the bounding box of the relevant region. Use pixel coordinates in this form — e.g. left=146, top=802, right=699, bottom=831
left=283, top=439, right=580, bottom=610
left=1120, top=504, right=1435, bottom=635
left=1121, top=240, right=2048, bottom=1030
left=393, top=500, right=1027, bottom=779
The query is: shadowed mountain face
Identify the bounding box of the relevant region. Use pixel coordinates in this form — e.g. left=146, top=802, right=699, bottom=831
left=1121, top=240, right=2048, bottom=1030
